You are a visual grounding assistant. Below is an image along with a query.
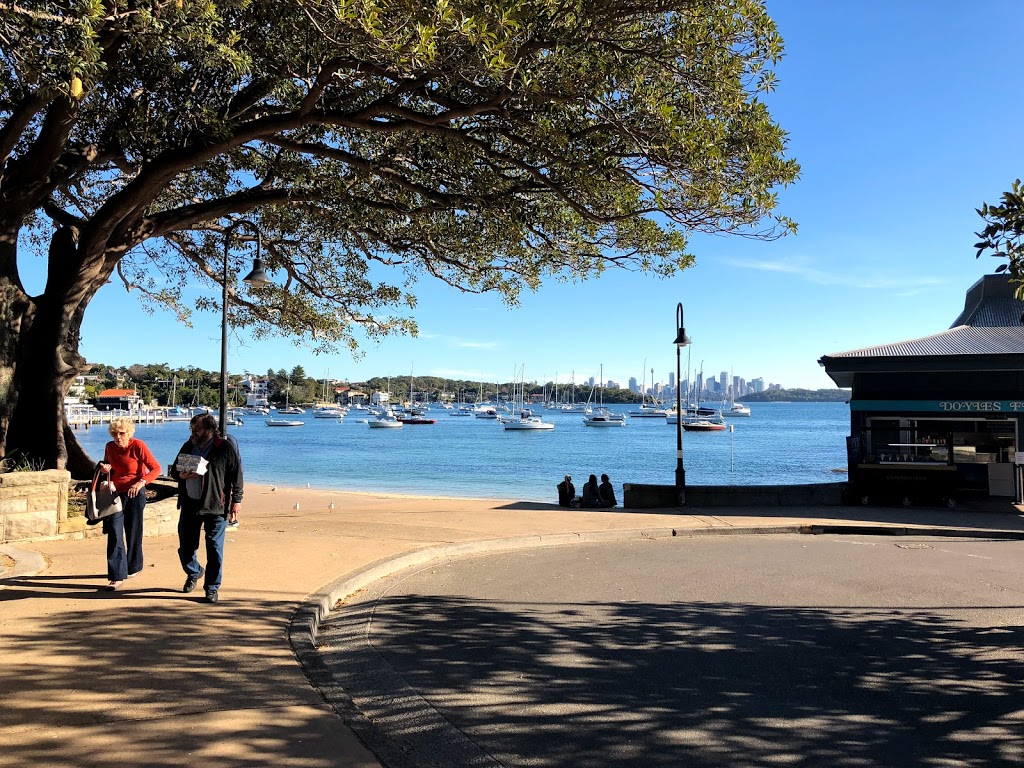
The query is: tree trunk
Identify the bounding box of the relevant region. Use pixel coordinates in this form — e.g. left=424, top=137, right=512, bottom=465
left=0, top=230, right=96, bottom=477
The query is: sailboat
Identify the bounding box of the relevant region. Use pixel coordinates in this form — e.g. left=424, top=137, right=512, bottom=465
left=277, top=376, right=305, bottom=415
left=504, top=366, right=554, bottom=430
left=629, top=363, right=669, bottom=417
left=583, top=365, right=626, bottom=427
left=561, top=372, right=588, bottom=413
left=396, top=365, right=436, bottom=424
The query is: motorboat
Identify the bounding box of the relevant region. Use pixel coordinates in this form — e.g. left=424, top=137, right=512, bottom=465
left=277, top=406, right=305, bottom=415
left=504, top=415, right=554, bottom=431
left=368, top=411, right=403, bottom=428
left=723, top=402, right=752, bottom=417
left=265, top=418, right=304, bottom=427
left=583, top=408, right=626, bottom=427
left=396, top=413, right=437, bottom=425
left=666, top=404, right=722, bottom=425
left=629, top=404, right=669, bottom=418
left=682, top=419, right=727, bottom=431
left=312, top=405, right=345, bottom=418
left=474, top=407, right=499, bottom=419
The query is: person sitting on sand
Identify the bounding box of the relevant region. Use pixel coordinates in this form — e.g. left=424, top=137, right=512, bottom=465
left=598, top=474, right=617, bottom=508
left=557, top=474, right=576, bottom=507
left=580, top=474, right=601, bottom=508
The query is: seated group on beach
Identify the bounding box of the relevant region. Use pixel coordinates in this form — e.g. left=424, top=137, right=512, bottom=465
left=557, top=473, right=616, bottom=508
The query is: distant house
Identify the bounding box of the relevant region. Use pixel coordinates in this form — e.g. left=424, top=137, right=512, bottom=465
left=341, top=389, right=368, bottom=406
left=95, top=388, right=143, bottom=411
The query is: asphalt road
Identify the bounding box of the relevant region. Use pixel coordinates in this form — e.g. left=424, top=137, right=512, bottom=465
left=319, top=534, right=1024, bottom=767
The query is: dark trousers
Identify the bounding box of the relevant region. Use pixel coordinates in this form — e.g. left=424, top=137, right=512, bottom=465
left=177, top=501, right=228, bottom=591
left=105, top=492, right=145, bottom=581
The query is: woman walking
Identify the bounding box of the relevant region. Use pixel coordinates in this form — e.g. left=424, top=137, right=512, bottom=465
left=98, top=417, right=161, bottom=590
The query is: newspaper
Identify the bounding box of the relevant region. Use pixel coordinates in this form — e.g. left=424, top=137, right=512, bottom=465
left=174, top=453, right=209, bottom=476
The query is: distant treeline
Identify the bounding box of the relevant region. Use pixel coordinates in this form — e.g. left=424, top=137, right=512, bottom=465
left=80, top=362, right=645, bottom=405
left=80, top=362, right=849, bottom=406
left=737, top=388, right=850, bottom=403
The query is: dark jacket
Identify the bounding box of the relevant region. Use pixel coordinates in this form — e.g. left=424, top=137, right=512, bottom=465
left=599, top=480, right=617, bottom=508
left=580, top=479, right=601, bottom=507
left=557, top=479, right=576, bottom=507
left=170, top=436, right=243, bottom=515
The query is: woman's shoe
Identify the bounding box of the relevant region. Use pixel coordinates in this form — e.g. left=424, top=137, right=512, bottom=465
left=105, top=580, right=124, bottom=591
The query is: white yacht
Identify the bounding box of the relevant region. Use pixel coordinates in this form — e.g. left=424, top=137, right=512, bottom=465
left=583, top=408, right=626, bottom=427
left=368, top=411, right=403, bottom=428
left=503, top=415, right=554, bottom=431
left=723, top=402, right=752, bottom=417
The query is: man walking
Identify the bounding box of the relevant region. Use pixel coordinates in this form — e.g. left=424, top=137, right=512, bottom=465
left=170, top=414, right=243, bottom=604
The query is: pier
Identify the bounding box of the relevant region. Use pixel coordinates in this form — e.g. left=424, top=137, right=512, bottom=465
left=65, top=406, right=169, bottom=429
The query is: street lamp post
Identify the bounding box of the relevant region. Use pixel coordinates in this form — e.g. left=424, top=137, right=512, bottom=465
left=221, top=220, right=271, bottom=436
left=673, top=302, right=692, bottom=504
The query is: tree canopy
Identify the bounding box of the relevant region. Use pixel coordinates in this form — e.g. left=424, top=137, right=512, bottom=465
left=975, top=179, right=1024, bottom=297
left=0, top=0, right=799, bottom=471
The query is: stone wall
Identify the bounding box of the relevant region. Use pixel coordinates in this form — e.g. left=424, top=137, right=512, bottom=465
left=0, top=471, right=179, bottom=543
left=0, top=470, right=70, bottom=542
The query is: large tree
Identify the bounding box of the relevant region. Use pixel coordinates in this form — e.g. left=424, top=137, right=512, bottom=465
left=0, top=0, right=798, bottom=475
left=975, top=178, right=1024, bottom=294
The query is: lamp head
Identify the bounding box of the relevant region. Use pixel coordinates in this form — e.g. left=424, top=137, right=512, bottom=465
left=674, top=302, right=691, bottom=346
left=242, top=258, right=272, bottom=287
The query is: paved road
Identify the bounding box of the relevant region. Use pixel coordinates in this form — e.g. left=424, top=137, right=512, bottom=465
left=320, top=534, right=1024, bottom=767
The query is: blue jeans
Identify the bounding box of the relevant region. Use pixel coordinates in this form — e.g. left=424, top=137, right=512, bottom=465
left=177, top=506, right=227, bottom=591
left=104, top=491, right=145, bottom=581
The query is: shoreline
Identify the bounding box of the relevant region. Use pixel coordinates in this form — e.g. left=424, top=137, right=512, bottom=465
left=244, top=482, right=519, bottom=505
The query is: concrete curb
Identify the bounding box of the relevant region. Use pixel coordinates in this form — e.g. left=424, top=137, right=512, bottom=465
left=286, top=521, right=1024, bottom=767
left=0, top=544, right=48, bottom=582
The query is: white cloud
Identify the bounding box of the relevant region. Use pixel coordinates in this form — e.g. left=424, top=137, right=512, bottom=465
left=723, top=258, right=949, bottom=290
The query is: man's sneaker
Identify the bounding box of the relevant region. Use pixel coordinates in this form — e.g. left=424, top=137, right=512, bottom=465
left=183, top=567, right=204, bottom=593
left=205, top=589, right=219, bottom=604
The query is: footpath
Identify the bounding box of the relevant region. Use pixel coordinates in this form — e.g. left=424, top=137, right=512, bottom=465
left=2, top=485, right=1023, bottom=768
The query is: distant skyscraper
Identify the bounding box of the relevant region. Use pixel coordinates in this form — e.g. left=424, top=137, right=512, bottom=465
left=750, top=377, right=765, bottom=393
left=669, top=372, right=675, bottom=390
left=628, top=376, right=638, bottom=393
left=588, top=376, right=595, bottom=387
left=720, top=371, right=728, bottom=396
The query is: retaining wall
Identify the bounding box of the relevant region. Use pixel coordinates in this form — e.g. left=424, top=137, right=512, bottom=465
left=0, top=470, right=70, bottom=542
left=0, top=471, right=179, bottom=543
left=623, top=481, right=847, bottom=509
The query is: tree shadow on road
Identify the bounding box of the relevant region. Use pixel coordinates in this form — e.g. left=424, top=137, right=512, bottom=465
left=321, top=594, right=1024, bottom=767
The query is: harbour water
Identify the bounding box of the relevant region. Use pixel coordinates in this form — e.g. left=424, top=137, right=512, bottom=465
left=73, top=402, right=850, bottom=503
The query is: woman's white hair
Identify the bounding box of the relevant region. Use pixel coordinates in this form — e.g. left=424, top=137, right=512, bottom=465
left=108, top=416, right=136, bottom=438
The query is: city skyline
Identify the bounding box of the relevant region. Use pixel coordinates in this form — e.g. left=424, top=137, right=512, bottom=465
left=17, top=2, right=1024, bottom=392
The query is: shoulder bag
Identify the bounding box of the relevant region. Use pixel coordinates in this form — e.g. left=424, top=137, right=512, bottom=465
left=86, top=466, right=123, bottom=522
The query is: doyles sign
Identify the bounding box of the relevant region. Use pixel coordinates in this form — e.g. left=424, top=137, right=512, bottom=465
left=938, top=401, right=1024, bottom=412
left=851, top=400, right=1024, bottom=414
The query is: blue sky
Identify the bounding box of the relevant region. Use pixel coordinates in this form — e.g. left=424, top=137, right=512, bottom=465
left=22, top=1, right=1024, bottom=391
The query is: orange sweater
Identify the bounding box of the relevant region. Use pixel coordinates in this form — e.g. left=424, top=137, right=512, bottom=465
left=103, top=438, right=161, bottom=493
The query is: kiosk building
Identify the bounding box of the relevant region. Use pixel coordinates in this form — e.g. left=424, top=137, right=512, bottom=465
left=819, top=274, right=1024, bottom=505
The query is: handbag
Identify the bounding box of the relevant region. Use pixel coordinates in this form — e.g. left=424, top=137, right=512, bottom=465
left=86, top=466, right=123, bottom=522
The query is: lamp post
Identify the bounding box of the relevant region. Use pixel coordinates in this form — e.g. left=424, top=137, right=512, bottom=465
left=673, top=302, right=692, bottom=504
left=221, top=220, right=271, bottom=435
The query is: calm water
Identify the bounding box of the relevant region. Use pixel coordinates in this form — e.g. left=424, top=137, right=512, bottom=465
left=74, top=402, right=850, bottom=502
